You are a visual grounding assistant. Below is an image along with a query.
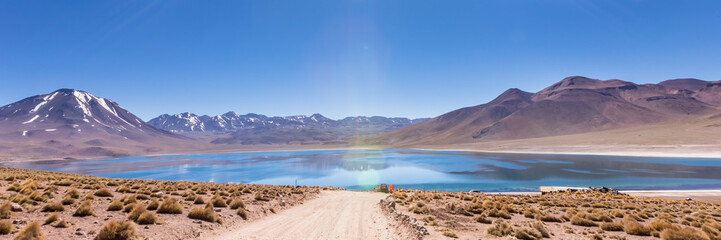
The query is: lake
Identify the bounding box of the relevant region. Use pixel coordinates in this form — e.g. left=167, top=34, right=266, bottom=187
left=5, top=149, right=721, bottom=192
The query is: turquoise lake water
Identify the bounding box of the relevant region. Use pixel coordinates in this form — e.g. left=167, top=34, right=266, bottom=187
left=5, top=149, right=721, bottom=192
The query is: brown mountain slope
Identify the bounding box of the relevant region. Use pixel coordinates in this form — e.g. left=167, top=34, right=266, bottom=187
left=373, top=88, right=533, bottom=145
left=694, top=81, right=721, bottom=106
left=373, top=76, right=721, bottom=145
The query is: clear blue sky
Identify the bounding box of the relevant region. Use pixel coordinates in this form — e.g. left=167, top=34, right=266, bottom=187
left=2, top=1, right=721, bottom=120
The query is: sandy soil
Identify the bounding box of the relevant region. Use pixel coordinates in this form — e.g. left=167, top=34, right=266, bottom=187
left=0, top=167, right=325, bottom=240
left=622, top=190, right=721, bottom=203
left=391, top=189, right=721, bottom=240
left=210, top=191, right=397, bottom=240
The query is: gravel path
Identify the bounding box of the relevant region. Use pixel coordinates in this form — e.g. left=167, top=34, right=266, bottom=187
left=212, top=191, right=397, bottom=240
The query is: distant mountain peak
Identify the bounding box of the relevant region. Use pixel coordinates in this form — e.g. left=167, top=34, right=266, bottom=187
left=0, top=89, right=186, bottom=158
left=489, top=88, right=533, bottom=104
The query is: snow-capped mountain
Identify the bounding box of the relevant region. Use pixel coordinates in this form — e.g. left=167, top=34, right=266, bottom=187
left=0, top=89, right=192, bottom=159
left=148, top=112, right=427, bottom=134
left=0, top=89, right=174, bottom=138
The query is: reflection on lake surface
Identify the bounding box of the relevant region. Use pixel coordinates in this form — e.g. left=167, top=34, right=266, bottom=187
left=4, top=149, right=721, bottom=192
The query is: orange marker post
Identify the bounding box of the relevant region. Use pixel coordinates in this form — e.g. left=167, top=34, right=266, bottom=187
left=389, top=184, right=394, bottom=193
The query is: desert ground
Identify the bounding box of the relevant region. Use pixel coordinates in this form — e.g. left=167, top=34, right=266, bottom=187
left=210, top=191, right=396, bottom=240
left=1, top=166, right=721, bottom=240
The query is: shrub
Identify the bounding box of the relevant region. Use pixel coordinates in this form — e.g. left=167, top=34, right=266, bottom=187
left=94, top=188, right=113, bottom=197
left=188, top=206, right=222, bottom=223
left=571, top=216, right=597, bottom=227
left=95, top=220, right=139, bottom=240
left=650, top=218, right=676, bottom=232
left=41, top=202, right=64, bottom=212
left=0, top=220, right=11, bottom=235
left=14, top=221, right=43, bottom=240
left=600, top=222, right=624, bottom=231
left=157, top=198, right=182, bottom=214
left=43, top=213, right=59, bottom=225
left=475, top=215, right=492, bottom=224
left=61, top=197, right=74, bottom=205
left=0, top=202, right=11, bottom=219
left=66, top=188, right=80, bottom=199
left=193, top=196, right=204, bottom=205
left=122, top=196, right=137, bottom=205
left=531, top=221, right=550, bottom=238
left=237, top=208, right=248, bottom=220
left=442, top=229, right=458, bottom=238
left=107, top=200, right=123, bottom=211
left=487, top=219, right=513, bottom=237
left=73, top=200, right=95, bottom=217
left=537, top=214, right=563, bottom=222
left=51, top=220, right=69, bottom=228
left=136, top=212, right=158, bottom=225
left=147, top=199, right=159, bottom=211
left=229, top=198, right=246, bottom=209
left=515, top=228, right=543, bottom=240
left=624, top=218, right=651, bottom=236
left=488, top=209, right=511, bottom=219
left=254, top=192, right=270, bottom=201
left=123, top=203, right=136, bottom=213
left=210, top=196, right=227, bottom=208
left=660, top=227, right=710, bottom=240
left=127, top=204, right=147, bottom=222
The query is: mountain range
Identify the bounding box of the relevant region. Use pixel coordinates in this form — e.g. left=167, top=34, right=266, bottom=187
left=147, top=112, right=428, bottom=144
left=374, top=76, right=721, bottom=145
left=2, top=76, right=720, bottom=159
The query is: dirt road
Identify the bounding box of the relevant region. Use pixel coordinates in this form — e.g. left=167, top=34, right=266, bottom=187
left=212, top=191, right=397, bottom=240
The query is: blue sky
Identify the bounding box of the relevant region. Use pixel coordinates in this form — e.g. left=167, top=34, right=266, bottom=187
left=1, top=1, right=721, bottom=120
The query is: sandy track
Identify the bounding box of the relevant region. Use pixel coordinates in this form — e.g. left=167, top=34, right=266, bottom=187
left=212, top=191, right=396, bottom=240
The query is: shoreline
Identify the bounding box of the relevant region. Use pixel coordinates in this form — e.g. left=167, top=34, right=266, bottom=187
left=485, top=189, right=721, bottom=203
left=413, top=147, right=721, bottom=158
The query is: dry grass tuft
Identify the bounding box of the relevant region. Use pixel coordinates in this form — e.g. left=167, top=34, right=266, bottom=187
left=237, top=208, right=248, bottom=220
left=60, top=197, right=74, bottom=205
left=107, top=200, right=123, bottom=211
left=0, top=202, right=12, bottom=219
left=73, top=200, right=95, bottom=217
left=95, top=220, right=139, bottom=240
left=660, top=227, right=710, bottom=240
left=229, top=198, right=246, bottom=210
left=93, top=188, right=113, bottom=197
left=127, top=204, right=147, bottom=222
left=624, top=217, right=651, bottom=236
left=51, top=220, right=69, bottom=228
left=515, top=228, right=543, bottom=240
left=487, top=219, right=513, bottom=237
left=65, top=188, right=80, bottom=199
left=43, top=213, right=59, bottom=225
left=147, top=199, right=159, bottom=211
left=0, top=220, right=12, bottom=235
left=41, top=202, right=64, bottom=212
left=210, top=196, right=227, bottom=208
left=157, top=198, right=182, bottom=214
left=136, top=212, right=158, bottom=225
left=14, top=221, right=43, bottom=240
left=442, top=229, right=458, bottom=238
left=189, top=206, right=222, bottom=223
left=531, top=221, right=550, bottom=238
left=571, top=215, right=597, bottom=227
left=600, top=221, right=624, bottom=231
